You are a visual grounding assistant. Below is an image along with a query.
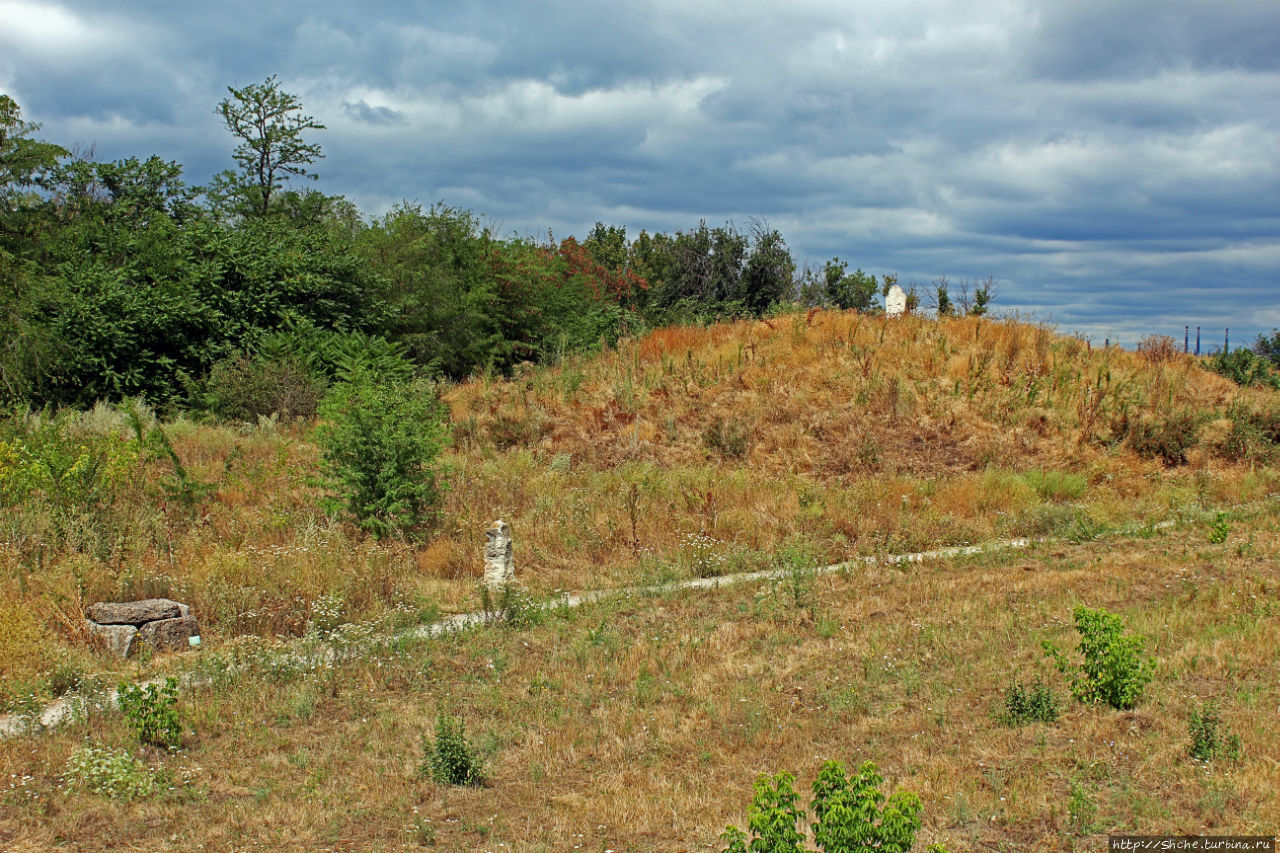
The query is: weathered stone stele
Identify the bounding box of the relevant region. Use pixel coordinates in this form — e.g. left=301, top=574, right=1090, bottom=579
left=483, top=519, right=515, bottom=592
left=86, top=598, right=181, bottom=625
left=885, top=284, right=907, bottom=317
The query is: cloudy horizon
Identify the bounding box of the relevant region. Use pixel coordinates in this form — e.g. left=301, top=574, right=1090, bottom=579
left=3, top=0, right=1277, bottom=350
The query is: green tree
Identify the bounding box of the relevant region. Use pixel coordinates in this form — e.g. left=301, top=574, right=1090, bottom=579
left=738, top=222, right=796, bottom=315
left=215, top=75, right=325, bottom=217
left=931, top=277, right=953, bottom=317
left=315, top=372, right=449, bottom=539
left=1254, top=330, right=1280, bottom=368
left=820, top=259, right=878, bottom=312
left=0, top=95, right=67, bottom=403
left=1044, top=606, right=1155, bottom=710
left=0, top=95, right=66, bottom=197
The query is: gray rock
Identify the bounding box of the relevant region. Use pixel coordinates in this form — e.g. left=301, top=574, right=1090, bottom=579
left=86, top=622, right=137, bottom=658
left=86, top=599, right=182, bottom=626
left=137, top=616, right=201, bottom=653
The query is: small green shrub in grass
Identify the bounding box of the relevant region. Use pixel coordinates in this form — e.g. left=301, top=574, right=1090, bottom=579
left=1208, top=512, right=1230, bottom=544
left=1000, top=678, right=1059, bottom=726
left=420, top=714, right=484, bottom=786
left=315, top=373, right=449, bottom=539
left=1188, top=700, right=1242, bottom=762
left=1043, top=607, right=1154, bottom=710
left=719, top=760, right=950, bottom=853
left=64, top=745, right=157, bottom=801
left=117, top=677, right=182, bottom=748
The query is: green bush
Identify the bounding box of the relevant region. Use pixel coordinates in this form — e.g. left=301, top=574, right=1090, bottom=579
left=315, top=374, right=449, bottom=539
left=204, top=353, right=327, bottom=420
left=720, top=760, right=949, bottom=853
left=1210, top=348, right=1280, bottom=390
left=1000, top=678, right=1059, bottom=726
left=1208, top=512, right=1230, bottom=545
left=63, top=744, right=158, bottom=801
left=420, top=713, right=484, bottom=786
left=117, top=677, right=182, bottom=748
left=1188, top=700, right=1242, bottom=762
left=1043, top=607, right=1154, bottom=710
left=1126, top=411, right=1199, bottom=465
left=1067, top=780, right=1096, bottom=835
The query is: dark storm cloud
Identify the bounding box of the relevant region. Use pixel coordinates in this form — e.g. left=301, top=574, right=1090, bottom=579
left=2, top=0, right=1277, bottom=346
left=341, top=100, right=407, bottom=126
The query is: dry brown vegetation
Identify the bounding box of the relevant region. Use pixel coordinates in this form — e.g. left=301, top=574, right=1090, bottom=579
left=2, top=310, right=1279, bottom=851
left=2, top=515, right=1278, bottom=851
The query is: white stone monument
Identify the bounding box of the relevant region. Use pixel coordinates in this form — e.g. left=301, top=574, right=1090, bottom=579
left=483, top=520, right=515, bottom=593
left=885, top=284, right=907, bottom=317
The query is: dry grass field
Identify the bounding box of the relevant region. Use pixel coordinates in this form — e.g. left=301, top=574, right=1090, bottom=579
left=1, top=311, right=1278, bottom=850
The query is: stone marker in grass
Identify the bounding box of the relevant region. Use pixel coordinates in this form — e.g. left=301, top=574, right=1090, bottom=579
left=85, top=598, right=201, bottom=658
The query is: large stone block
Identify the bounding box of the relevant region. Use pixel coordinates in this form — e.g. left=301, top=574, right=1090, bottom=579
left=86, top=599, right=182, bottom=626
left=86, top=622, right=138, bottom=658
left=137, top=616, right=201, bottom=653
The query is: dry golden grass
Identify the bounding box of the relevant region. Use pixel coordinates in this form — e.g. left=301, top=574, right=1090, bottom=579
left=1, top=509, right=1277, bottom=851
left=1, top=310, right=1277, bottom=716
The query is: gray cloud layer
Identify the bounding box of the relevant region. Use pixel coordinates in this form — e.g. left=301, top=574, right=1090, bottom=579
left=3, top=0, right=1277, bottom=347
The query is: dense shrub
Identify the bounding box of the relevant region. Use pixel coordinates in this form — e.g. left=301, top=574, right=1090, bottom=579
left=117, top=677, right=182, bottom=748
left=720, top=760, right=949, bottom=853
left=1044, top=606, right=1154, bottom=710
left=420, top=713, right=484, bottom=786
left=1000, top=678, right=1059, bottom=726
left=1210, top=348, right=1280, bottom=389
left=204, top=353, right=327, bottom=420
left=1126, top=411, right=1199, bottom=465
left=314, top=373, right=449, bottom=539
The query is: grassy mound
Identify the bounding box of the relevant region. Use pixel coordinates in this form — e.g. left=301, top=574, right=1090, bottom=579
left=2, top=311, right=1277, bottom=709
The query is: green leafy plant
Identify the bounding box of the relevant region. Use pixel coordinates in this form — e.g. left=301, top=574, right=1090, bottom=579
left=1066, top=780, right=1096, bottom=835
left=117, top=677, right=182, bottom=748
left=1000, top=678, right=1059, bottom=726
left=720, top=760, right=949, bottom=853
left=1188, top=700, right=1242, bottom=762
left=1209, top=347, right=1280, bottom=390
left=315, top=374, right=449, bottom=539
left=63, top=744, right=157, bottom=801
left=1207, top=512, right=1230, bottom=545
left=420, top=713, right=484, bottom=786
left=1043, top=607, right=1154, bottom=710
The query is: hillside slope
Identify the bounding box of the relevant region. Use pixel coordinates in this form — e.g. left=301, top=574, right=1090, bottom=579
left=2, top=311, right=1277, bottom=705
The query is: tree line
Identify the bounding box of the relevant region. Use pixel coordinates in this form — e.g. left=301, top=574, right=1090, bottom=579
left=3, top=78, right=969, bottom=415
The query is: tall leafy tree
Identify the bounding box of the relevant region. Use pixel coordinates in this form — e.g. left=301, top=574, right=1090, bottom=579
left=0, top=95, right=67, bottom=403
left=215, top=76, right=324, bottom=217
left=0, top=95, right=66, bottom=197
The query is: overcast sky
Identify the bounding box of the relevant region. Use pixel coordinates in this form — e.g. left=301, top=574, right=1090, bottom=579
left=3, top=0, right=1277, bottom=348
